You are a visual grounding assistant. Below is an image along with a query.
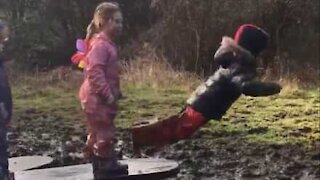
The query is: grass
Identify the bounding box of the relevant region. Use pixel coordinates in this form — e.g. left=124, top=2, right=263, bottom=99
left=8, top=58, right=320, bottom=148
left=205, top=89, right=320, bottom=147
left=117, top=85, right=188, bottom=128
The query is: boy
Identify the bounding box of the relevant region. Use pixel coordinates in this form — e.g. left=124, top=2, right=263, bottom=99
left=132, top=24, right=282, bottom=155
left=0, top=20, right=12, bottom=180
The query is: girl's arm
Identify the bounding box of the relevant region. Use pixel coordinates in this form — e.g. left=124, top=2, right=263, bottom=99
left=86, top=43, right=114, bottom=103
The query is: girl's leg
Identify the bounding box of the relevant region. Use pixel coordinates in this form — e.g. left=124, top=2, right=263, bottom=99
left=84, top=112, right=115, bottom=158
left=87, top=112, right=128, bottom=179
left=92, top=115, right=116, bottom=158
left=83, top=117, right=97, bottom=158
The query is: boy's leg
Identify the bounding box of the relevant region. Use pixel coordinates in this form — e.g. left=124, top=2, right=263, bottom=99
left=0, top=123, right=9, bottom=178
left=132, top=106, right=207, bottom=155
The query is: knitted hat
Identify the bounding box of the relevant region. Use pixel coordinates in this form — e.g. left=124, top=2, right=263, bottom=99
left=234, top=24, right=269, bottom=57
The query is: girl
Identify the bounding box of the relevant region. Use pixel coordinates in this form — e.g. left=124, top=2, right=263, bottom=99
left=78, top=2, right=127, bottom=179
left=0, top=20, right=13, bottom=180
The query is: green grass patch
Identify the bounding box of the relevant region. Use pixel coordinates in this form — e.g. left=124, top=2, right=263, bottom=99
left=11, top=80, right=319, bottom=147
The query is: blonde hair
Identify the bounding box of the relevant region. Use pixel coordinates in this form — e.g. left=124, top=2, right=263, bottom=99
left=86, top=2, right=120, bottom=40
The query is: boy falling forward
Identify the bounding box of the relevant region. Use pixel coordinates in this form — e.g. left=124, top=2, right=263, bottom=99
left=132, top=24, right=282, bottom=154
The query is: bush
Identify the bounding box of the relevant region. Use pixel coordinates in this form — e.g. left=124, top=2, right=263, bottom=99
left=146, top=0, right=319, bottom=78
left=0, top=0, right=153, bottom=69
left=1, top=0, right=318, bottom=83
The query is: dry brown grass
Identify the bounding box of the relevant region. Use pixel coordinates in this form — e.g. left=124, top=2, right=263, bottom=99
left=262, top=63, right=319, bottom=95
left=121, top=45, right=201, bottom=92
left=7, top=62, right=310, bottom=96
left=278, top=78, right=301, bottom=95
left=7, top=45, right=318, bottom=95
left=7, top=50, right=201, bottom=93
left=7, top=63, right=83, bottom=90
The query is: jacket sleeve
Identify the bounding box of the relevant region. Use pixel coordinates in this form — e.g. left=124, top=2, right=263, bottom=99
left=0, top=66, right=12, bottom=124
left=241, top=81, right=282, bottom=97
left=86, top=43, right=113, bottom=100
left=214, top=46, right=235, bottom=68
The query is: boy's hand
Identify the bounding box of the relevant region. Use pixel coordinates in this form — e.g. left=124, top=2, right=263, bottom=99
left=105, top=94, right=115, bottom=105
left=242, top=81, right=282, bottom=97
left=118, top=92, right=123, bottom=99
left=0, top=102, right=8, bottom=122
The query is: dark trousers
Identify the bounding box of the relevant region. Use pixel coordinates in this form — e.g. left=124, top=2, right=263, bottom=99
left=0, top=122, right=8, bottom=174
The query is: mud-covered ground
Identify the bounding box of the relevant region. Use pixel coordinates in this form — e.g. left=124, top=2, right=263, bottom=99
left=8, top=74, right=320, bottom=179
left=8, top=127, right=320, bottom=180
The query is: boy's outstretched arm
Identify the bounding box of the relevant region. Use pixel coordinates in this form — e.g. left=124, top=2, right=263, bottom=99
left=242, top=81, right=282, bottom=97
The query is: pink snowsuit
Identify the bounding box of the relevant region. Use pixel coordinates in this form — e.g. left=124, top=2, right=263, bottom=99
left=79, top=32, right=121, bottom=158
